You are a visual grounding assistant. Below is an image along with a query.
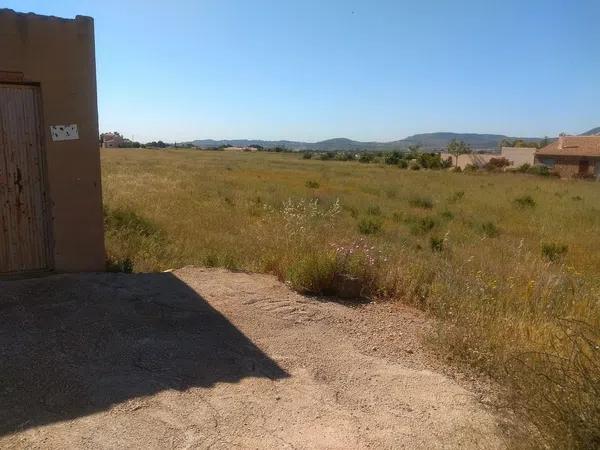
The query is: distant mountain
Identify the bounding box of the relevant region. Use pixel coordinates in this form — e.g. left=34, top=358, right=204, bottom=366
left=580, top=127, right=600, bottom=136
left=190, top=132, right=545, bottom=152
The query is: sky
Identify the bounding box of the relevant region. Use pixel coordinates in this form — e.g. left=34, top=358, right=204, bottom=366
left=4, top=0, right=600, bottom=142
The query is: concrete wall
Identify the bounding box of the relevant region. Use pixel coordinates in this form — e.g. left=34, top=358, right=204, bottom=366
left=500, top=147, right=536, bottom=167
left=0, top=10, right=105, bottom=272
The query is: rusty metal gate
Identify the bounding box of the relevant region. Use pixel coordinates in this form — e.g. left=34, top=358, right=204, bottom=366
left=0, top=84, right=53, bottom=274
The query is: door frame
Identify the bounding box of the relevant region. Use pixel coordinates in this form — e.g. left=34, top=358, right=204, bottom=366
left=0, top=82, right=54, bottom=275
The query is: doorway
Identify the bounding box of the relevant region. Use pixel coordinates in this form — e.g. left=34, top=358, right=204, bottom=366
left=0, top=84, right=53, bottom=274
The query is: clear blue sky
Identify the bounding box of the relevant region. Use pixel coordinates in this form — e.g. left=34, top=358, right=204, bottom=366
left=4, top=0, right=600, bottom=142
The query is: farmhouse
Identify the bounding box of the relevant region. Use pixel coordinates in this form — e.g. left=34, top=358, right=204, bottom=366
left=0, top=10, right=105, bottom=275
left=101, top=132, right=125, bottom=148
left=535, top=136, right=600, bottom=179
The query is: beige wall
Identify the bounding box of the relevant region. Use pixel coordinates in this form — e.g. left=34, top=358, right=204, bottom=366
left=500, top=147, right=536, bottom=167
left=0, top=10, right=105, bottom=272
left=439, top=153, right=496, bottom=169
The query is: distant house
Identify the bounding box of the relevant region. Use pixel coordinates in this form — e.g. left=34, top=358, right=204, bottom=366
left=535, top=136, right=600, bottom=179
left=101, top=132, right=125, bottom=148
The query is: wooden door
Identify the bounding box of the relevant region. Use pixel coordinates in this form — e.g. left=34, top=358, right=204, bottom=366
left=0, top=84, right=53, bottom=274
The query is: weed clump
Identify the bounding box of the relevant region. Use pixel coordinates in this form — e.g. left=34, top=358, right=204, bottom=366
left=358, top=217, right=382, bottom=235
left=514, top=195, right=536, bottom=208
left=541, top=243, right=568, bottom=261
left=478, top=221, right=500, bottom=238
left=408, top=216, right=436, bottom=235
left=430, top=236, right=444, bottom=252
left=366, top=205, right=382, bottom=216
left=305, top=180, right=320, bottom=189
left=409, top=196, right=433, bottom=209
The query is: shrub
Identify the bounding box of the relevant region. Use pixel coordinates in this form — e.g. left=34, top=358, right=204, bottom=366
left=358, top=217, right=382, bottom=235
left=302, top=152, right=313, bottom=159
left=528, top=165, right=551, bottom=177
left=485, top=157, right=511, bottom=170
left=464, top=164, right=478, bottom=172
left=398, top=159, right=409, bottom=169
left=408, top=161, right=421, bottom=170
left=384, top=151, right=403, bottom=165
left=409, top=196, right=433, bottom=209
left=358, top=153, right=374, bottom=163
left=514, top=195, right=536, bottom=208
left=541, top=242, right=568, bottom=261
left=305, top=180, right=320, bottom=189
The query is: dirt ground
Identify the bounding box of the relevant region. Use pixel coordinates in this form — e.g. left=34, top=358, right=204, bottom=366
left=0, top=267, right=513, bottom=449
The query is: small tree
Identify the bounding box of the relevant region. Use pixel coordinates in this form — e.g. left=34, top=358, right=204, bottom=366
left=447, top=139, right=471, bottom=167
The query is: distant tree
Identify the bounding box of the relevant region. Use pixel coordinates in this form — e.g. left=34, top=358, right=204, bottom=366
left=447, top=139, right=471, bottom=167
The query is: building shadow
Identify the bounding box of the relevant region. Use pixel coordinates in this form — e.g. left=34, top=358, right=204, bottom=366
left=0, top=272, right=288, bottom=436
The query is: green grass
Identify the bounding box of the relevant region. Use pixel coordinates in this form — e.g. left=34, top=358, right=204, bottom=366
left=102, top=148, right=600, bottom=448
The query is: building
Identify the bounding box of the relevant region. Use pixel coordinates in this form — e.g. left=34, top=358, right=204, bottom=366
left=101, top=132, right=125, bottom=148
left=535, top=136, right=600, bottom=179
left=0, top=10, right=105, bottom=275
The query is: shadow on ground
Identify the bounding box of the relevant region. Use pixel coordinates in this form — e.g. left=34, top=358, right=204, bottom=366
left=0, top=272, right=288, bottom=436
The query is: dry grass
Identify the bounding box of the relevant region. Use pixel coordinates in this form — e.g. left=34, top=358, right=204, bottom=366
left=102, top=148, right=600, bottom=448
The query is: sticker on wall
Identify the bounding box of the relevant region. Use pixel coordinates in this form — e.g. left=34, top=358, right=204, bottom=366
left=50, top=124, right=79, bottom=141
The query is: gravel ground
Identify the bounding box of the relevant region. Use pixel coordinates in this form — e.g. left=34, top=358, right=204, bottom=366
left=0, top=267, right=513, bottom=449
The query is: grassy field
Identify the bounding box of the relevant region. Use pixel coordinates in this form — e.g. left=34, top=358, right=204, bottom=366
left=102, top=149, right=599, bottom=448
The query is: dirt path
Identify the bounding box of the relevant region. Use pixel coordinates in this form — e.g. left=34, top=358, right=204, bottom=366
left=0, top=268, right=509, bottom=449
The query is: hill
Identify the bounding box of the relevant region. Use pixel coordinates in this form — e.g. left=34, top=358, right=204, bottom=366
left=580, top=126, right=600, bottom=136
left=190, top=132, right=542, bottom=151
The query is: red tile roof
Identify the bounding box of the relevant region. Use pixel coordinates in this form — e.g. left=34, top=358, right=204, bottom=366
left=537, top=136, right=600, bottom=157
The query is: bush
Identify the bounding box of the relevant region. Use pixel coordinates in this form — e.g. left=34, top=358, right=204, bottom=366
left=398, top=159, right=409, bottom=169
left=528, top=165, right=551, bottom=177
left=305, top=180, right=320, bottom=189
left=464, top=164, right=478, bottom=172
left=384, top=151, right=403, bottom=165
left=302, top=152, right=313, bottom=159
left=358, top=217, right=382, bottom=234
left=485, top=157, right=511, bottom=170
left=409, top=196, right=433, bottom=209
left=541, top=242, right=568, bottom=261
left=408, top=161, right=421, bottom=170
left=358, top=153, right=374, bottom=163
left=514, top=195, right=536, bottom=208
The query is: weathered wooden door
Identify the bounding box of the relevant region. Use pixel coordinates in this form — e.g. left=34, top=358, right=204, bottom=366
left=0, top=84, right=53, bottom=274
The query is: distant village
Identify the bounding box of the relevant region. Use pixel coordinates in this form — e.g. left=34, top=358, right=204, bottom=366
left=101, top=131, right=600, bottom=180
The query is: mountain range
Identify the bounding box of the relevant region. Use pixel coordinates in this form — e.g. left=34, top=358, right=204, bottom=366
left=190, top=127, right=599, bottom=151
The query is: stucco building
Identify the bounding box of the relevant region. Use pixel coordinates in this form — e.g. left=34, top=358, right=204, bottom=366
left=0, top=10, right=105, bottom=275
left=535, top=136, right=600, bottom=179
